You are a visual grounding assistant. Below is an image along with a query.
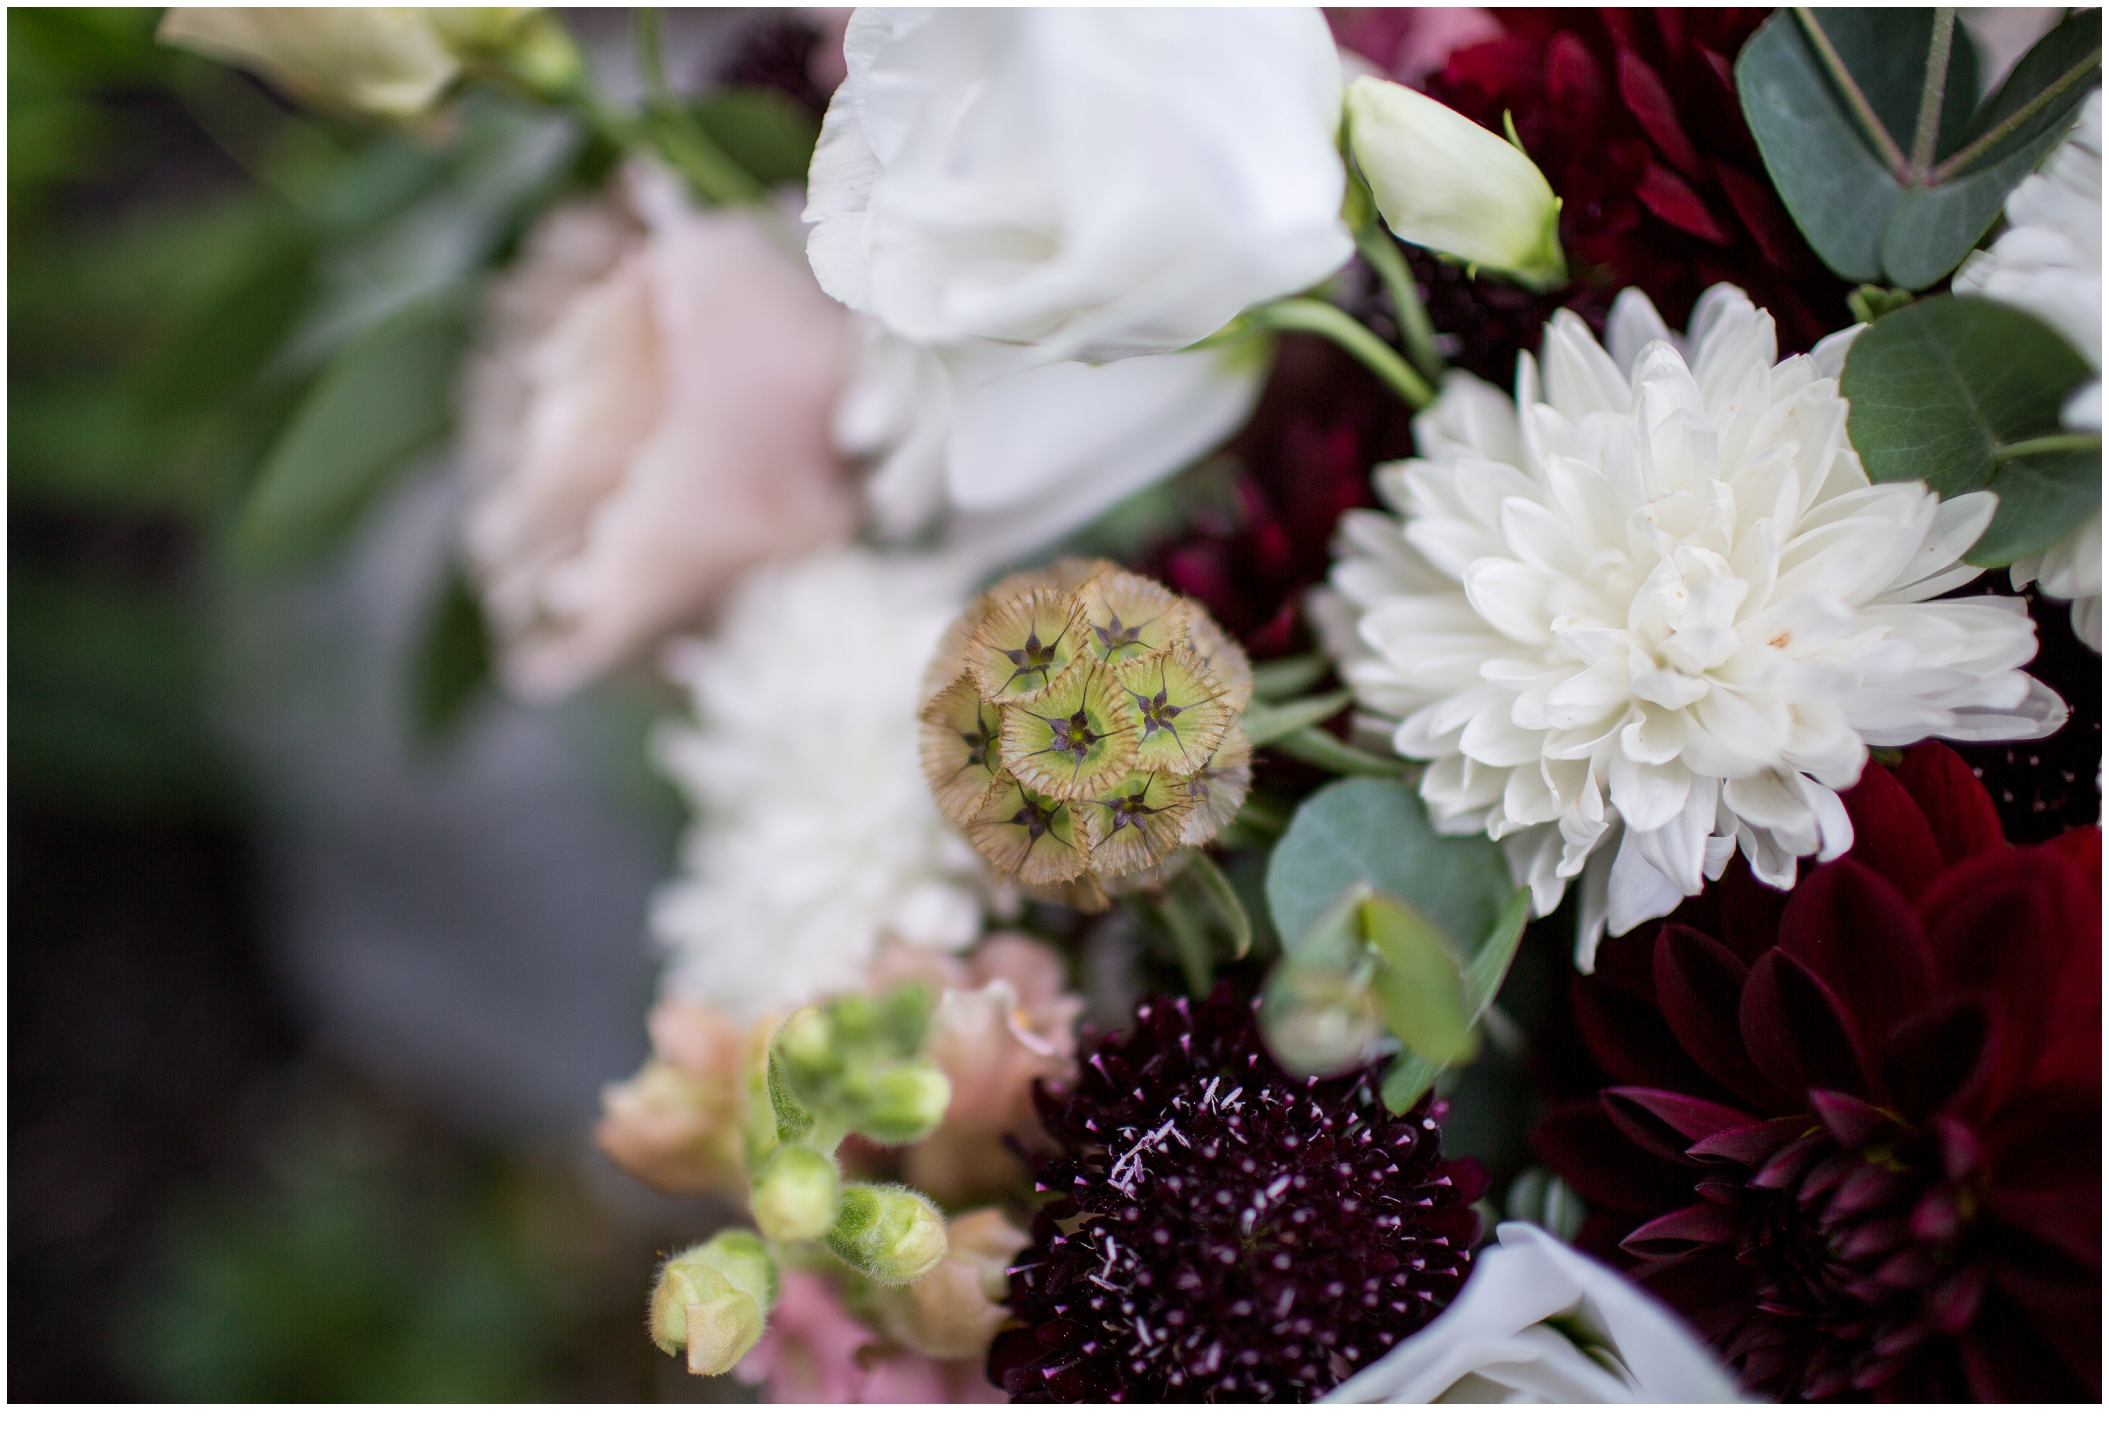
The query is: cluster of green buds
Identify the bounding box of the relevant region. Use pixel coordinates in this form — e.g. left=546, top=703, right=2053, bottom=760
left=920, top=559, right=1254, bottom=907
left=650, top=984, right=955, bottom=1375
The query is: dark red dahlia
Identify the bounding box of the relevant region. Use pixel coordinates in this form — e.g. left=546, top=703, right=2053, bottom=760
left=1535, top=743, right=2102, bottom=1401
left=988, top=986, right=1485, bottom=1402
left=1950, top=577, right=2102, bottom=844
left=1352, top=8, right=1852, bottom=386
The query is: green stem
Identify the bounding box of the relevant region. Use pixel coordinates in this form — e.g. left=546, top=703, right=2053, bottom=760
left=1910, top=9, right=1957, bottom=181
left=634, top=7, right=674, bottom=108
left=1993, top=432, right=2103, bottom=461
left=1796, top=7, right=1909, bottom=174
left=1931, top=47, right=2104, bottom=183
left=628, top=5, right=762, bottom=206
left=1249, top=298, right=1434, bottom=408
left=1181, top=850, right=1253, bottom=961
left=1356, top=222, right=1445, bottom=383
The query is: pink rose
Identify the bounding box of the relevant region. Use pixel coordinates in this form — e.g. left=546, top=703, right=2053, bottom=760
left=463, top=169, right=856, bottom=701
left=593, top=998, right=754, bottom=1194
left=735, top=1271, right=1004, bottom=1403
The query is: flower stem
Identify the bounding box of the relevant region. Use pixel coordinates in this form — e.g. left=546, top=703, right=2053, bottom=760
left=1355, top=221, right=1445, bottom=384
left=1992, top=432, right=2103, bottom=461
left=1249, top=297, right=1434, bottom=409
left=1909, top=9, right=1957, bottom=182
left=630, top=6, right=763, bottom=206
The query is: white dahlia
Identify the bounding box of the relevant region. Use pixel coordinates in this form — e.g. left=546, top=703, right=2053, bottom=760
left=651, top=549, right=990, bottom=1018
left=1954, top=89, right=2103, bottom=650
left=1315, top=285, right=2067, bottom=967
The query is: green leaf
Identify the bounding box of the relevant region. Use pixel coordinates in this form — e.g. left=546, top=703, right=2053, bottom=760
left=691, top=87, right=821, bottom=189
left=1361, top=895, right=1474, bottom=1065
left=1841, top=294, right=2097, bottom=564
left=1182, top=849, right=1252, bottom=960
left=1265, top=776, right=1511, bottom=965
left=1249, top=652, right=1330, bottom=701
left=1378, top=886, right=1529, bottom=1114
left=408, top=562, right=494, bottom=745
left=1737, top=8, right=2098, bottom=288
left=234, top=296, right=467, bottom=570
left=1267, top=724, right=1409, bottom=776
left=1258, top=882, right=1382, bottom=1077
left=1241, top=690, right=1350, bottom=747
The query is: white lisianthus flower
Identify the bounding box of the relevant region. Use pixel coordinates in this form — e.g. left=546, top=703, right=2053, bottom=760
left=838, top=321, right=1270, bottom=566
left=1955, top=89, right=2103, bottom=650
left=804, top=7, right=1352, bottom=369
left=1325, top=1224, right=1745, bottom=1403
left=1316, top=285, right=2066, bottom=967
left=1345, top=76, right=1566, bottom=290
left=651, top=550, right=990, bottom=1019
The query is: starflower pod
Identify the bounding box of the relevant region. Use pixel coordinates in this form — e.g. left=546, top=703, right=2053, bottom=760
left=825, top=1184, right=949, bottom=1283
left=1344, top=75, right=1567, bottom=291
left=650, top=1230, right=778, bottom=1375
left=749, top=1143, right=842, bottom=1243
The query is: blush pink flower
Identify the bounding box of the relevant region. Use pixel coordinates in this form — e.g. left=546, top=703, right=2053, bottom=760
left=463, top=168, right=856, bottom=701
left=593, top=998, right=756, bottom=1195
left=734, top=1270, right=1005, bottom=1403
left=869, top=934, right=1082, bottom=1203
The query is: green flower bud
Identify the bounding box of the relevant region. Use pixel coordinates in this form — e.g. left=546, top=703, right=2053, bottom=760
left=924, top=561, right=1252, bottom=905
left=840, top=1059, right=952, bottom=1146
left=649, top=1230, right=777, bottom=1374
left=1345, top=75, right=1567, bottom=291
left=775, top=1004, right=836, bottom=1080
left=826, top=1184, right=949, bottom=1283
left=749, top=1143, right=841, bottom=1242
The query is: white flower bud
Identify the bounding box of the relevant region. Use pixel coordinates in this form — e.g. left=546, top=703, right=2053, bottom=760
left=825, top=1185, right=949, bottom=1284
left=749, top=1144, right=842, bottom=1243
left=1344, top=76, right=1567, bottom=291
left=650, top=1231, right=778, bottom=1375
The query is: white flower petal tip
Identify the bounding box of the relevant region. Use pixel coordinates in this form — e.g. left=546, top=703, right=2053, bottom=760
left=1321, top=283, right=2066, bottom=964
left=1345, top=76, right=1567, bottom=291
left=1324, top=1223, right=1746, bottom=1403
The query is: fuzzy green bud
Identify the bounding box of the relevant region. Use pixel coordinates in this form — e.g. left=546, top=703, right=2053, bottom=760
left=649, top=1230, right=777, bottom=1374
left=1345, top=75, right=1567, bottom=291
left=749, top=1143, right=841, bottom=1242
left=775, top=1004, right=837, bottom=1080
left=840, top=1059, right=953, bottom=1146
left=825, top=1184, right=949, bottom=1283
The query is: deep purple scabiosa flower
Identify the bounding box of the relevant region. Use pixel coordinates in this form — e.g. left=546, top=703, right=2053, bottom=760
left=1535, top=743, right=2102, bottom=1402
left=987, top=986, right=1486, bottom=1402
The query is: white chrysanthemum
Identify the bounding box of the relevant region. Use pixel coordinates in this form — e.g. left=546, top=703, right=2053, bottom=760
left=651, top=549, right=989, bottom=1018
left=1315, top=285, right=2067, bottom=968
left=1955, top=89, right=2102, bottom=650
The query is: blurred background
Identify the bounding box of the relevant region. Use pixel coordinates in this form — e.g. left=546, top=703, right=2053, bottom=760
left=8, top=6, right=826, bottom=1401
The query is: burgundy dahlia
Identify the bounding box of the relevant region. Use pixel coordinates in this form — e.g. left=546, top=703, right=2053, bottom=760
left=1346, top=8, right=1851, bottom=386
left=1535, top=743, right=2102, bottom=1401
left=988, top=986, right=1485, bottom=1402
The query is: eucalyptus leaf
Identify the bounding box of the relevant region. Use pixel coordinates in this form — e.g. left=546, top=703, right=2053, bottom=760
left=1841, top=294, right=2097, bottom=564
left=1265, top=777, right=1511, bottom=964
left=691, top=87, right=821, bottom=188
left=1361, top=895, right=1474, bottom=1065
left=1249, top=652, right=1330, bottom=701
left=1737, top=8, right=2099, bottom=288
left=1378, top=886, right=1529, bottom=1114
left=1268, top=725, right=1409, bottom=776
left=235, top=296, right=468, bottom=570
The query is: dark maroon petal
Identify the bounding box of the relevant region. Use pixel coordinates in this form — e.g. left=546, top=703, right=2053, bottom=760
left=1836, top=1215, right=1909, bottom=1261
left=1795, top=1146, right=1860, bottom=1207
left=1616, top=47, right=1704, bottom=177
left=1880, top=1000, right=1992, bottom=1124
left=1653, top=924, right=1797, bottom=1112
left=1604, top=1086, right=1759, bottom=1145
left=1634, top=161, right=1730, bottom=242
left=1806, top=1088, right=1904, bottom=1150
left=1819, top=1162, right=1912, bottom=1226
left=1748, top=1129, right=1828, bottom=1191
left=1687, top=1116, right=1810, bottom=1166
left=1711, top=159, right=1797, bottom=269
left=1930, top=1266, right=1988, bottom=1333
left=1895, top=741, right=2005, bottom=866
left=1935, top=1116, right=1984, bottom=1181
left=1572, top=968, right=1728, bottom=1099
left=1909, top=1188, right=1966, bottom=1243
left=1533, top=1100, right=1699, bottom=1215
left=1837, top=758, right=1946, bottom=900
left=1622, top=1202, right=1739, bottom=1260
left=1777, top=858, right=1932, bottom=1047
left=1739, top=948, right=1874, bottom=1103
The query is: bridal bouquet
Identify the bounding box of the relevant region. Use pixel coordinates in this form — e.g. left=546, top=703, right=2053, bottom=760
left=163, top=6, right=2100, bottom=1404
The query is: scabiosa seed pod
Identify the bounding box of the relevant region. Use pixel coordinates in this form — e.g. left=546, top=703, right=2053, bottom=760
left=921, top=561, right=1252, bottom=904
left=988, top=987, right=1488, bottom=1402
